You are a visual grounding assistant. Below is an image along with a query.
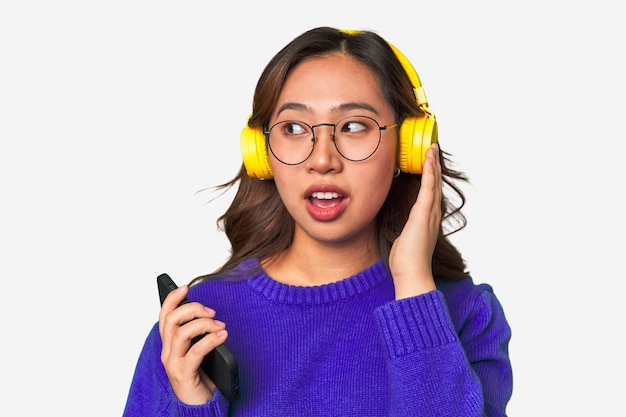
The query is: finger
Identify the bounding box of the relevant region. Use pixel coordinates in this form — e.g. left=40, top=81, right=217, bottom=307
left=160, top=312, right=227, bottom=380
left=160, top=287, right=216, bottom=330
left=169, top=317, right=227, bottom=360
left=186, top=329, right=230, bottom=368
left=410, top=144, right=440, bottom=220
left=428, top=143, right=442, bottom=219
left=159, top=290, right=217, bottom=364
left=159, top=285, right=189, bottom=336
left=160, top=304, right=217, bottom=356
left=179, top=317, right=227, bottom=348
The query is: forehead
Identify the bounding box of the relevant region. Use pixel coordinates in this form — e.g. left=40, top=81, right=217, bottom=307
left=274, top=53, right=389, bottom=118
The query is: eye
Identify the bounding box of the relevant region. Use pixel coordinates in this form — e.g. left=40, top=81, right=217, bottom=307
left=338, top=116, right=374, bottom=135
left=342, top=120, right=366, bottom=133
left=282, top=121, right=309, bottom=136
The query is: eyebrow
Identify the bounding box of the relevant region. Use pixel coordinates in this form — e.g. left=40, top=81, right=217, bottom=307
left=275, top=101, right=380, bottom=118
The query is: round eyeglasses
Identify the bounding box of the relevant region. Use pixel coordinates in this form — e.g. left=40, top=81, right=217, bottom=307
left=264, top=115, right=398, bottom=166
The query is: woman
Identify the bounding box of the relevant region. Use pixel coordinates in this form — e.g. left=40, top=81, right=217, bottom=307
left=123, top=26, right=513, bottom=416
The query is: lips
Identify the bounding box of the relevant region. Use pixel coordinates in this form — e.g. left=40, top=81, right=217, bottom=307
left=304, top=185, right=347, bottom=221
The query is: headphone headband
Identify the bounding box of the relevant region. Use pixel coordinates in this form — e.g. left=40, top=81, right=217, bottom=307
left=339, top=29, right=431, bottom=112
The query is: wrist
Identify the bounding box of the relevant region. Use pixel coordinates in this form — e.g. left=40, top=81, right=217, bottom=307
left=392, top=271, right=436, bottom=300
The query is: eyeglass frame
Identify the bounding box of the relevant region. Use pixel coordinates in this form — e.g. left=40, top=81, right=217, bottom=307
left=263, top=115, right=399, bottom=166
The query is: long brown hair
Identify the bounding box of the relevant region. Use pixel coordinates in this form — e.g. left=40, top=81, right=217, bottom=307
left=192, top=27, right=469, bottom=285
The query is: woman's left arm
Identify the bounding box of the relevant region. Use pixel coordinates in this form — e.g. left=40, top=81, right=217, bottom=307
left=389, top=144, right=441, bottom=299
left=374, top=286, right=513, bottom=417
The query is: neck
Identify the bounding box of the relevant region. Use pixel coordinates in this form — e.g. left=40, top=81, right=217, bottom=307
left=262, top=229, right=380, bottom=286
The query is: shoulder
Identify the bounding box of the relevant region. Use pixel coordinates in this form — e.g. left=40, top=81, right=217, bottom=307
left=187, top=258, right=263, bottom=298
left=193, top=258, right=262, bottom=285
left=436, top=276, right=510, bottom=335
left=436, top=276, right=494, bottom=306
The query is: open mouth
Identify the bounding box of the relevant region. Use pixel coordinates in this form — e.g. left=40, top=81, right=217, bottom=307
left=309, top=191, right=343, bottom=208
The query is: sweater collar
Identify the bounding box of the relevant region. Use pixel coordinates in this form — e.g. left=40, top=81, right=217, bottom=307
left=246, top=258, right=391, bottom=305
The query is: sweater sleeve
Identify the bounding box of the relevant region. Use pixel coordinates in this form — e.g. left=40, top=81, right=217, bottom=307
left=374, top=289, right=512, bottom=417
left=122, top=323, right=231, bottom=417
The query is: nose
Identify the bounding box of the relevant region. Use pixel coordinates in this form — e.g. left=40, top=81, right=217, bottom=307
left=306, top=124, right=342, bottom=174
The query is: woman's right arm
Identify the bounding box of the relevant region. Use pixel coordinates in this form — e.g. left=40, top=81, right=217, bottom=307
left=122, top=285, right=231, bottom=417
left=158, top=285, right=229, bottom=404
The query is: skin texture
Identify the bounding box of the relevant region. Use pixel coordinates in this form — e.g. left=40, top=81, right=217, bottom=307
left=159, top=52, right=442, bottom=404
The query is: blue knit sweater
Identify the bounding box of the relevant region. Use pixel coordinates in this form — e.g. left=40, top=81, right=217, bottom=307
left=123, top=259, right=512, bottom=416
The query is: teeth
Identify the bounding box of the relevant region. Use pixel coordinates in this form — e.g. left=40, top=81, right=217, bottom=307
left=311, top=191, right=340, bottom=199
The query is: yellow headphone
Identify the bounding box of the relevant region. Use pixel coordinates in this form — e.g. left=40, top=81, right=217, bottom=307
left=240, top=29, right=438, bottom=180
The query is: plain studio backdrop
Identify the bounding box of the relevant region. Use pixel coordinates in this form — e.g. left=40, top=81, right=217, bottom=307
left=1, top=1, right=623, bottom=415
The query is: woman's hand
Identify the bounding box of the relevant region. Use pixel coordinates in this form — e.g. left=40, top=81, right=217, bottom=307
left=158, top=285, right=229, bottom=405
left=389, top=143, right=442, bottom=299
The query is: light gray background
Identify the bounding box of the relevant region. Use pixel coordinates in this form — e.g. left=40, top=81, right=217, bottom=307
left=1, top=1, right=624, bottom=415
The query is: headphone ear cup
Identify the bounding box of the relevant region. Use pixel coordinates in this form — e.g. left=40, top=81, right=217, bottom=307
left=240, top=125, right=273, bottom=180
left=397, top=115, right=438, bottom=174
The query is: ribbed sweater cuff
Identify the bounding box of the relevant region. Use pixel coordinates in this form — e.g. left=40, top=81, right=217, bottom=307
left=374, top=290, right=459, bottom=358
left=172, top=388, right=229, bottom=417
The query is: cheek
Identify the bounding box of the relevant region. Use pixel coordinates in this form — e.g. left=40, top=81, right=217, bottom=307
left=372, top=138, right=398, bottom=177
left=271, top=165, right=298, bottom=203
left=354, top=155, right=396, bottom=202
left=369, top=142, right=397, bottom=198
left=364, top=167, right=394, bottom=199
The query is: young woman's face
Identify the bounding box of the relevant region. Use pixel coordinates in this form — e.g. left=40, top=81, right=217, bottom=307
left=269, top=52, right=398, bottom=249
